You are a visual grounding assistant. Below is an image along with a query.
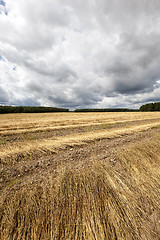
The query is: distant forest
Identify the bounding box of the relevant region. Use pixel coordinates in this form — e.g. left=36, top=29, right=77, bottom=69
left=74, top=108, right=139, bottom=112
left=75, top=102, right=160, bottom=112
left=140, top=102, right=160, bottom=111
left=0, top=106, right=69, bottom=114
left=0, top=102, right=160, bottom=114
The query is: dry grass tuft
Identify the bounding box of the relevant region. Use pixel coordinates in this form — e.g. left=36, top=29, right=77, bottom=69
left=0, top=168, right=139, bottom=240
left=1, top=134, right=160, bottom=239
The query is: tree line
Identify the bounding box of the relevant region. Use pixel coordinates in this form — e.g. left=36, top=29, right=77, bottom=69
left=74, top=108, right=139, bottom=112
left=75, top=102, right=160, bottom=112
left=139, top=102, right=160, bottom=111
left=0, top=106, right=69, bottom=114
left=0, top=102, right=160, bottom=114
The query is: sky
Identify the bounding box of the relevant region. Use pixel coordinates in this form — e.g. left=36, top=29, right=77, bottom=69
left=0, top=0, right=160, bottom=109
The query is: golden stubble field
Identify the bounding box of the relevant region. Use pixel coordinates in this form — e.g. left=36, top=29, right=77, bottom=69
left=0, top=112, right=160, bottom=239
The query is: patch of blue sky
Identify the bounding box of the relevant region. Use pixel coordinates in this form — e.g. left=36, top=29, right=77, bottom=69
left=0, top=1, right=5, bottom=7
left=0, top=1, right=8, bottom=15
left=0, top=55, right=5, bottom=61
left=13, top=66, right=17, bottom=71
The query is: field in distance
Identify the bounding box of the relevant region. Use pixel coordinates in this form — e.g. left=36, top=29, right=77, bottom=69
left=0, top=112, right=160, bottom=239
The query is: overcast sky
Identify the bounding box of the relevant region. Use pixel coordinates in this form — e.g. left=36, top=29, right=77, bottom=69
left=0, top=0, right=160, bottom=109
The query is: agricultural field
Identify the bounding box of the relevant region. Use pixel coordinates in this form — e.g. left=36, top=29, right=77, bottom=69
left=0, top=112, right=160, bottom=239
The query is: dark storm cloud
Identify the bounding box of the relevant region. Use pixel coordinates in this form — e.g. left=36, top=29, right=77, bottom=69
left=14, top=98, right=40, bottom=107
left=100, top=31, right=160, bottom=97
left=24, top=59, right=77, bottom=81
left=47, top=90, right=101, bottom=109
left=114, top=82, right=148, bottom=95
left=72, top=86, right=103, bottom=106
left=0, top=0, right=160, bottom=109
left=26, top=82, right=43, bottom=94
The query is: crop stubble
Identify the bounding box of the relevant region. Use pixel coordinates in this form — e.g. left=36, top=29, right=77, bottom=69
left=0, top=112, right=160, bottom=239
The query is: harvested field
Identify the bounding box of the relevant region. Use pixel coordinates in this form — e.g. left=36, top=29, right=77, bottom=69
left=0, top=112, right=160, bottom=239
